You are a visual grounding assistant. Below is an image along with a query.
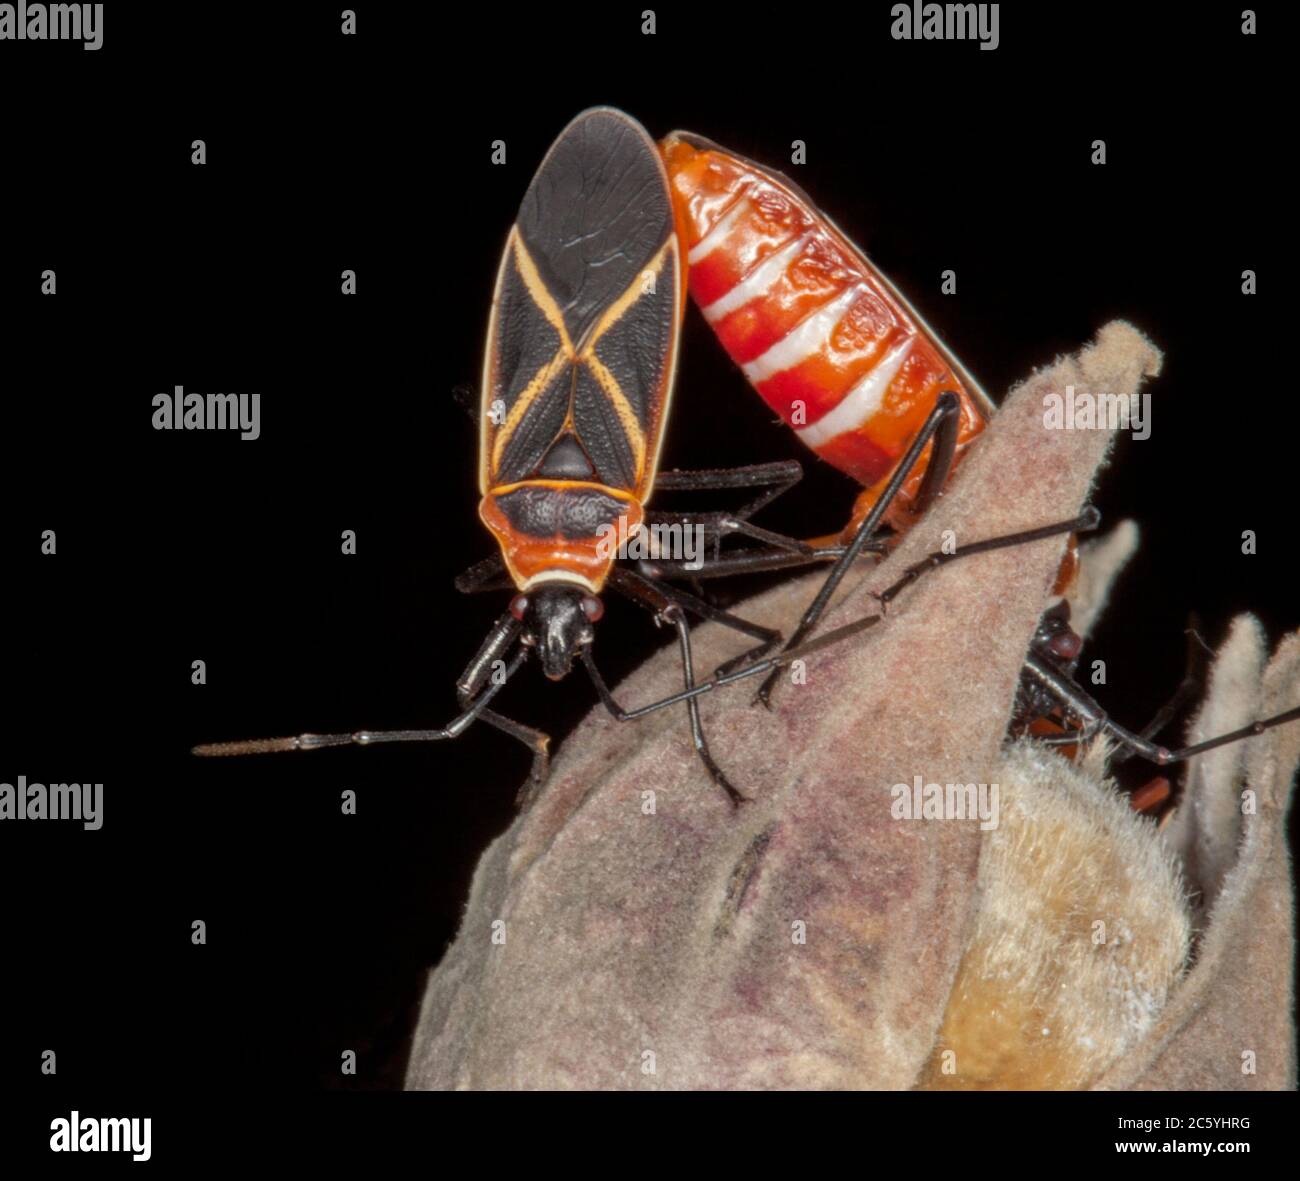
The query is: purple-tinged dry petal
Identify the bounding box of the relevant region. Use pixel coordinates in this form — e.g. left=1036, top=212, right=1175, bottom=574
left=406, top=323, right=1167, bottom=1089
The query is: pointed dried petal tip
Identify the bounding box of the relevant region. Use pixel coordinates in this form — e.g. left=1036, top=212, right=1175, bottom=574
left=1070, top=519, right=1139, bottom=640
left=407, top=322, right=1296, bottom=1092
left=1094, top=625, right=1300, bottom=1090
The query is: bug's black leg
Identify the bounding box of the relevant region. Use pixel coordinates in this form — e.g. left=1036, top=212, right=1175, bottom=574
left=578, top=612, right=886, bottom=721
left=473, top=708, right=551, bottom=808
left=754, top=391, right=964, bottom=708
left=454, top=553, right=513, bottom=595
left=584, top=604, right=1299, bottom=774
left=455, top=611, right=522, bottom=697
left=719, top=518, right=819, bottom=553
left=874, top=507, right=1099, bottom=744
left=192, top=649, right=528, bottom=757
left=611, top=565, right=788, bottom=686
left=637, top=540, right=877, bottom=583
left=910, top=392, right=963, bottom=517
left=623, top=507, right=1088, bottom=721
left=448, top=611, right=552, bottom=799
left=637, top=540, right=887, bottom=676
left=647, top=460, right=813, bottom=566
left=644, top=506, right=823, bottom=554
left=1132, top=618, right=1211, bottom=744
left=580, top=628, right=747, bottom=808
left=598, top=571, right=749, bottom=805
left=1022, top=652, right=1300, bottom=766
left=641, top=458, right=884, bottom=603
left=873, top=507, right=1102, bottom=609
left=610, top=567, right=777, bottom=644
left=662, top=607, right=749, bottom=807
left=1096, top=617, right=1212, bottom=780
left=653, top=459, right=804, bottom=524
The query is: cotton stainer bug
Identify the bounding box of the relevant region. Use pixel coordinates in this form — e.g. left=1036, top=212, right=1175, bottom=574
left=650, top=129, right=1300, bottom=780
left=191, top=110, right=1296, bottom=802
left=191, top=108, right=876, bottom=807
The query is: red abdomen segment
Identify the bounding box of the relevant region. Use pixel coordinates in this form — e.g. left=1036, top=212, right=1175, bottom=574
left=662, top=133, right=993, bottom=532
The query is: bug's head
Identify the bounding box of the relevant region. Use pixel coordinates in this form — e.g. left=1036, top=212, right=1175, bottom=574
left=511, top=584, right=604, bottom=680
left=1034, top=600, right=1083, bottom=673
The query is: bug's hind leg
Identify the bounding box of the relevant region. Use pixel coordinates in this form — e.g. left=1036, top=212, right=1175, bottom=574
left=753, top=392, right=964, bottom=709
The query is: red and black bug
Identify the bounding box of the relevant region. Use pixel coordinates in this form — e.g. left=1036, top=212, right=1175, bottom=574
left=192, top=109, right=849, bottom=806
left=192, top=109, right=1298, bottom=806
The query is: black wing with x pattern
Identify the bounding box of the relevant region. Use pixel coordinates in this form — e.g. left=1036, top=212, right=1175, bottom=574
left=480, top=108, right=682, bottom=498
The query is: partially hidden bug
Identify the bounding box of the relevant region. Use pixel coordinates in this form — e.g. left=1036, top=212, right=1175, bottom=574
left=653, top=129, right=1300, bottom=787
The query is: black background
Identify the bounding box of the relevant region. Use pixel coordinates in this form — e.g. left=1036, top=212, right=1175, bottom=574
left=0, top=0, right=1294, bottom=1158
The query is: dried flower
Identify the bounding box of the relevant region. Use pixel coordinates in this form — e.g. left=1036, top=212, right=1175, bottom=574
left=406, top=324, right=1298, bottom=1090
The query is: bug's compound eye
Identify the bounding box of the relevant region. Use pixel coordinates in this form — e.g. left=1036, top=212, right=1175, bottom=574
left=580, top=594, right=604, bottom=623
left=1049, top=630, right=1083, bottom=661
left=509, top=594, right=529, bottom=622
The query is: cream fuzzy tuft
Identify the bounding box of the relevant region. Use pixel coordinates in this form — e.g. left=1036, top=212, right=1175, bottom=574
left=918, top=741, right=1190, bottom=1089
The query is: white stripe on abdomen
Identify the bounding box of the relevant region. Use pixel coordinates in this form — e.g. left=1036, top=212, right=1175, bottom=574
left=740, top=285, right=863, bottom=386
left=796, top=336, right=915, bottom=448
left=700, top=233, right=811, bottom=323
left=687, top=195, right=751, bottom=266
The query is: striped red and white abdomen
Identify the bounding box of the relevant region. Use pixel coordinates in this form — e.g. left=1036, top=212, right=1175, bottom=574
left=662, top=133, right=993, bottom=535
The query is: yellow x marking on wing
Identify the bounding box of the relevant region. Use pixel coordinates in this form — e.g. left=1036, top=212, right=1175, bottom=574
left=491, top=229, right=675, bottom=485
